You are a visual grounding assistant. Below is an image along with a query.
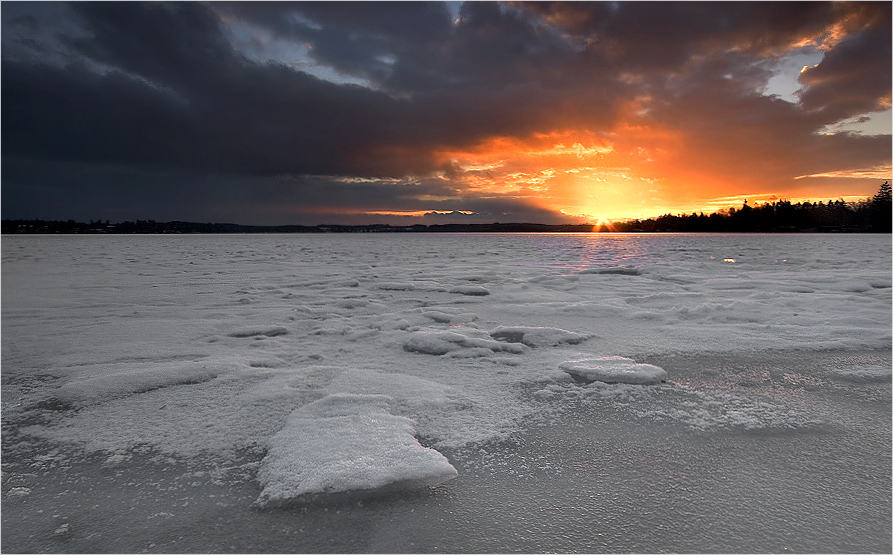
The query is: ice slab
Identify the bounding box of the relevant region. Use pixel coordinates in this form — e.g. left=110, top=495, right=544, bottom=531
left=255, top=394, right=457, bottom=506
left=560, top=356, right=667, bottom=385
left=490, top=326, right=592, bottom=347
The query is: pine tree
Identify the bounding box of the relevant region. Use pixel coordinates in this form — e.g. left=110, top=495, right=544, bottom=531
left=873, top=181, right=891, bottom=204
left=869, top=181, right=892, bottom=232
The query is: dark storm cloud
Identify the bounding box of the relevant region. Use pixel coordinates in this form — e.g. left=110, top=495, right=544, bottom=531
left=1, top=155, right=561, bottom=225
left=214, top=1, right=456, bottom=88
left=2, top=2, right=419, bottom=178
left=3, top=2, right=614, bottom=180
left=798, top=18, right=893, bottom=122
left=611, top=41, right=890, bottom=199
left=519, top=1, right=840, bottom=63
left=2, top=1, right=890, bottom=225
left=213, top=0, right=623, bottom=150
left=215, top=1, right=579, bottom=93
left=518, top=1, right=890, bottom=128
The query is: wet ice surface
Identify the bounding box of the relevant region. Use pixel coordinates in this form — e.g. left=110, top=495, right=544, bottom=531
left=2, top=233, right=891, bottom=553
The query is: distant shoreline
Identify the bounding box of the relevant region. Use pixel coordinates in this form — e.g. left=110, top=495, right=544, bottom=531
left=6, top=189, right=892, bottom=234
left=2, top=218, right=889, bottom=234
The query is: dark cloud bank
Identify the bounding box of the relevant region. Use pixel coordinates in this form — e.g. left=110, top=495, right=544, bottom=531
left=2, top=1, right=890, bottom=225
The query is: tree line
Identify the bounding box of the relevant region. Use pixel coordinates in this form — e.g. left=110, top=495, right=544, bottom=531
left=3, top=182, right=890, bottom=234
left=607, top=181, right=892, bottom=233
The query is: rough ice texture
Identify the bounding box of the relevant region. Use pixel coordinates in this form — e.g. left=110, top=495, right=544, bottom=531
left=255, top=394, right=457, bottom=506
left=560, top=356, right=668, bottom=385
left=3, top=233, right=890, bottom=504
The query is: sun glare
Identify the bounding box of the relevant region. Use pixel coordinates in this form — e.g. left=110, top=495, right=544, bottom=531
left=425, top=117, right=889, bottom=225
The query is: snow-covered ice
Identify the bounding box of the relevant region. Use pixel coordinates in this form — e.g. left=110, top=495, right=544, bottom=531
left=255, top=393, right=456, bottom=506
left=2, top=232, right=890, bottom=552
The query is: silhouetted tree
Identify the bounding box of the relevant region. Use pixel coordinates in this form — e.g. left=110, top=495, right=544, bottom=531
left=874, top=181, right=892, bottom=202
left=869, top=181, right=892, bottom=232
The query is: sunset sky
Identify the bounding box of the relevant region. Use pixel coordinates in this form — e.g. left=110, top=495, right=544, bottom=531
left=2, top=1, right=891, bottom=225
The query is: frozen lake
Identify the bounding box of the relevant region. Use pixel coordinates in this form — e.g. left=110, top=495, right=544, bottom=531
left=2, top=233, right=891, bottom=552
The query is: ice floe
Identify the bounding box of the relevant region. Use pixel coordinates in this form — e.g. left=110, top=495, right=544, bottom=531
left=255, top=394, right=456, bottom=506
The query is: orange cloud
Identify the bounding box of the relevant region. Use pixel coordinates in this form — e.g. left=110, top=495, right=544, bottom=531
left=427, top=120, right=706, bottom=221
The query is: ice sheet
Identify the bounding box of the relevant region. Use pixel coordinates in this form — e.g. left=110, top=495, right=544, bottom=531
left=3, top=233, right=890, bottom=501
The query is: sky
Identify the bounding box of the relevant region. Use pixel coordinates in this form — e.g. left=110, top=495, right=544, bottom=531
left=2, top=1, right=891, bottom=226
